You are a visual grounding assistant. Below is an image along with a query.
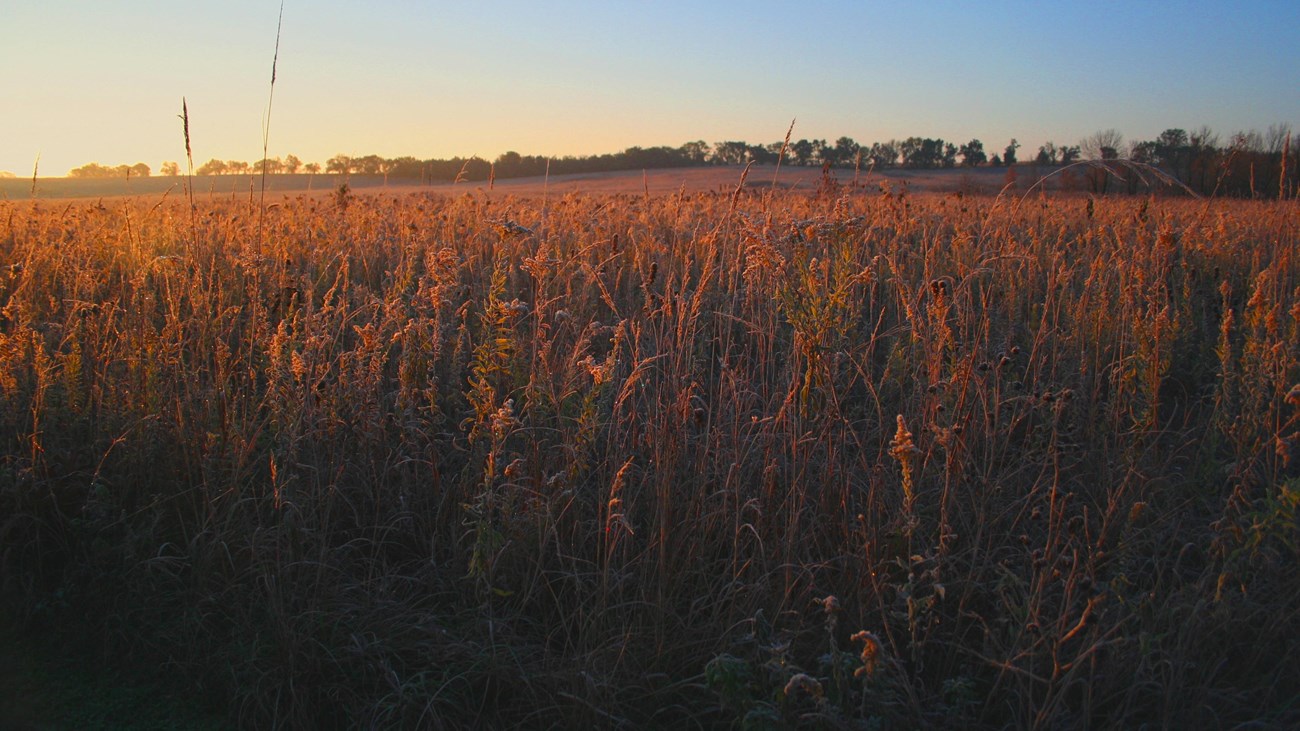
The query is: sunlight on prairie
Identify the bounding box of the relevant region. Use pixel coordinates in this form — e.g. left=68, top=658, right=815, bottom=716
left=1, top=187, right=1297, bottom=728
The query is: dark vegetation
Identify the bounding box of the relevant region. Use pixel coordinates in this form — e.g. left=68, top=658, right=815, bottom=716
left=1, top=185, right=1298, bottom=728
left=58, top=123, right=1299, bottom=200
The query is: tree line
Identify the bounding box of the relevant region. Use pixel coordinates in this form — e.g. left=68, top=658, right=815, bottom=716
left=62, top=123, right=1297, bottom=197
left=1066, top=125, right=1296, bottom=198
left=67, top=162, right=155, bottom=179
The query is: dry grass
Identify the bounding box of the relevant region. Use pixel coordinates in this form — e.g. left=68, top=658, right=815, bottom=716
left=0, top=165, right=1030, bottom=203
left=0, top=185, right=1297, bottom=729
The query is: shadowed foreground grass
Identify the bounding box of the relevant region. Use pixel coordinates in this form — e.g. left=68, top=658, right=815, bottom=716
left=1, top=186, right=1297, bottom=728
left=0, top=608, right=229, bottom=730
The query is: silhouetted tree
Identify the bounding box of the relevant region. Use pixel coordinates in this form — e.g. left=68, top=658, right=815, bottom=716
left=1079, top=130, right=1124, bottom=193
left=680, top=141, right=710, bottom=163
left=960, top=139, right=987, bottom=166
left=1080, top=130, right=1123, bottom=161
left=790, top=139, right=814, bottom=166
left=899, top=138, right=921, bottom=166
left=747, top=144, right=778, bottom=164
left=326, top=155, right=353, bottom=175
left=68, top=162, right=116, bottom=178
left=1154, top=128, right=1189, bottom=173
left=386, top=156, right=424, bottom=178
left=833, top=137, right=860, bottom=167
left=195, top=159, right=228, bottom=175
left=901, top=138, right=947, bottom=168
left=1035, top=142, right=1059, bottom=166
left=1003, top=139, right=1020, bottom=166
left=352, top=155, right=385, bottom=175
left=712, top=141, right=750, bottom=165
left=868, top=141, right=899, bottom=168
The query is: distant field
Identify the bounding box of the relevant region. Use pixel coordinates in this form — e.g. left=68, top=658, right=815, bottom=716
left=3, top=164, right=1045, bottom=201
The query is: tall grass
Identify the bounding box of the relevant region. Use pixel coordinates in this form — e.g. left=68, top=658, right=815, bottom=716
left=0, top=186, right=1297, bottom=728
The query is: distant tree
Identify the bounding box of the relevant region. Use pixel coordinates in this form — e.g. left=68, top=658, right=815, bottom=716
left=304, top=162, right=321, bottom=175
left=68, top=162, right=117, bottom=178
left=1080, top=130, right=1124, bottom=193
left=353, top=155, right=385, bottom=175
left=790, top=139, right=814, bottom=166
left=386, top=156, right=424, bottom=178
left=254, top=157, right=284, bottom=174
left=160, top=161, right=180, bottom=176
left=1129, top=140, right=1157, bottom=163
left=942, top=142, right=959, bottom=168
left=195, top=158, right=227, bottom=175
left=959, top=139, right=986, bottom=167
left=1003, top=138, right=1020, bottom=166
left=901, top=137, right=946, bottom=168
left=747, top=144, right=777, bottom=164
left=1265, top=123, right=1292, bottom=154
left=227, top=160, right=251, bottom=175
left=1080, top=129, right=1123, bottom=161
left=283, top=154, right=302, bottom=174
left=495, top=151, right=524, bottom=176
left=0, top=171, right=16, bottom=179
left=833, top=137, right=860, bottom=167
left=1190, top=126, right=1219, bottom=151
left=1230, top=129, right=1263, bottom=153
left=1058, top=145, right=1081, bottom=164
left=1035, top=142, right=1059, bottom=166
left=1154, top=129, right=1188, bottom=166
left=807, top=139, right=829, bottom=165
left=711, top=141, right=750, bottom=165
left=868, top=141, right=898, bottom=168
left=1185, top=126, right=1221, bottom=192
left=326, top=155, right=353, bottom=175
left=990, top=153, right=1003, bottom=167
left=130, top=162, right=151, bottom=177
left=679, top=140, right=710, bottom=164
left=899, top=138, right=921, bottom=167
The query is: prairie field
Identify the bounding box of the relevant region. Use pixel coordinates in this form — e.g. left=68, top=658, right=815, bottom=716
left=1, top=183, right=1298, bottom=728
left=2, top=164, right=1022, bottom=202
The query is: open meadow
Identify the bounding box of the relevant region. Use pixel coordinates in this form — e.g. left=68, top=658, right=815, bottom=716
left=2, top=165, right=1024, bottom=202
left=1, top=182, right=1298, bottom=728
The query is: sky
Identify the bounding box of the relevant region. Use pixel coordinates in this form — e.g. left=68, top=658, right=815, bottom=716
left=3, top=0, right=1299, bottom=176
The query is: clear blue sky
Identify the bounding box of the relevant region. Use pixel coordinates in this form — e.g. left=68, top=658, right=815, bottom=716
left=3, top=0, right=1298, bottom=176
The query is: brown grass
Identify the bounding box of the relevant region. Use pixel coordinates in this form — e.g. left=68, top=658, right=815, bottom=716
left=1, top=164, right=1042, bottom=203
left=0, top=185, right=1297, bottom=728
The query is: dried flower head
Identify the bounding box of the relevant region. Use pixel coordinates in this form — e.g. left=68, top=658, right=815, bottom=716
left=783, top=673, right=824, bottom=699
left=889, top=415, right=918, bottom=460
left=851, top=631, right=882, bottom=679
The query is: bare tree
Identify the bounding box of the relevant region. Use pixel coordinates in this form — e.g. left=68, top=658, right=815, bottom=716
left=1080, top=129, right=1124, bottom=161
left=1079, top=130, right=1124, bottom=193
